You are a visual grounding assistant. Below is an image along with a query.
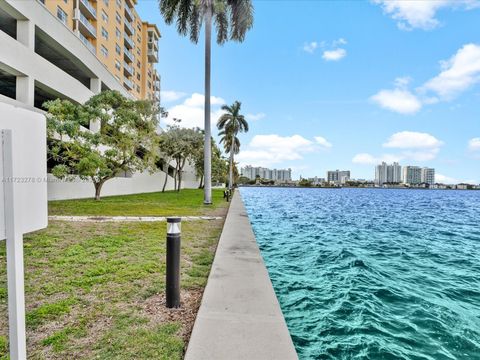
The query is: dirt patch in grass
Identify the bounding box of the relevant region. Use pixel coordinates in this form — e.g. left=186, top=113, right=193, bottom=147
left=141, top=288, right=204, bottom=351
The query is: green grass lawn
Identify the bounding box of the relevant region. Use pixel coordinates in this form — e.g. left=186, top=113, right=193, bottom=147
left=0, top=189, right=229, bottom=359
left=49, top=189, right=228, bottom=217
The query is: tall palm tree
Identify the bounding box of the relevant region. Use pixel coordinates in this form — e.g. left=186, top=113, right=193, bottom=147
left=159, top=0, right=254, bottom=204
left=217, top=101, right=248, bottom=189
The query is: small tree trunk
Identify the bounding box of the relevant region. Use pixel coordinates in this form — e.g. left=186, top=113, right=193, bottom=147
left=94, top=180, right=105, bottom=201
left=199, top=175, right=204, bottom=189
left=229, top=142, right=234, bottom=190
left=162, top=163, right=169, bottom=192
left=177, top=159, right=186, bottom=192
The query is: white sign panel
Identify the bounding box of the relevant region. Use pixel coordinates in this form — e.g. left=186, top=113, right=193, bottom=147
left=0, top=101, right=48, bottom=239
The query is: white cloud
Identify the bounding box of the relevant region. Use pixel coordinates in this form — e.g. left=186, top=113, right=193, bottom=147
left=371, top=88, right=422, bottom=114
left=436, top=173, right=460, bottom=184
left=314, top=136, right=332, bottom=148
left=164, top=93, right=225, bottom=129
left=303, top=41, right=319, bottom=54
left=160, top=90, right=187, bottom=103
left=421, top=43, right=480, bottom=100
left=383, top=131, right=443, bottom=149
left=246, top=112, right=266, bottom=121
left=353, top=131, right=444, bottom=165
left=322, top=48, right=347, bottom=61
left=352, top=153, right=401, bottom=165
left=372, top=0, right=480, bottom=30
left=237, top=134, right=315, bottom=167
left=468, top=137, right=480, bottom=151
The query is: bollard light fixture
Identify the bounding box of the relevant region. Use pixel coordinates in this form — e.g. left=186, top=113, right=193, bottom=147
left=167, top=217, right=181, bottom=234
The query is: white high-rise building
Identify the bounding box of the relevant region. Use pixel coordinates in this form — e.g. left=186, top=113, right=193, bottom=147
left=402, top=166, right=422, bottom=185
left=327, top=170, right=350, bottom=184
left=421, top=167, right=435, bottom=185
left=375, top=162, right=402, bottom=185
left=240, top=165, right=292, bottom=182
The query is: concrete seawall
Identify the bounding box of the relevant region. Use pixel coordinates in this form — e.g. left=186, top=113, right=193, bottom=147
left=185, top=191, right=297, bottom=360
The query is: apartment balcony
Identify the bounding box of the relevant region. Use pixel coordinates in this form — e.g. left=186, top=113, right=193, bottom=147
left=77, top=12, right=97, bottom=38
left=147, top=49, right=158, bottom=63
left=124, top=78, right=133, bottom=90
left=124, top=5, right=134, bottom=21
left=124, top=34, right=134, bottom=49
left=123, top=61, right=133, bottom=76
left=79, top=0, right=96, bottom=20
left=154, top=79, right=160, bottom=91
left=124, top=20, right=134, bottom=35
left=79, top=33, right=96, bottom=54
left=124, top=47, right=134, bottom=63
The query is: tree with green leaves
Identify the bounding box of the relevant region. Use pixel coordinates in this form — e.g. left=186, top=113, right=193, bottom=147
left=217, top=101, right=249, bottom=189
left=159, top=0, right=254, bottom=204
left=45, top=90, right=159, bottom=200
left=193, top=135, right=228, bottom=188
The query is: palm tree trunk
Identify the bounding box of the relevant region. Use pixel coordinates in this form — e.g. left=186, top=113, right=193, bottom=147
left=203, top=3, right=212, bottom=205
left=229, top=141, right=234, bottom=189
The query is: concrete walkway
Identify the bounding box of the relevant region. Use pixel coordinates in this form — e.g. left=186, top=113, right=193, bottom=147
left=185, top=192, right=298, bottom=360
left=48, top=215, right=222, bottom=222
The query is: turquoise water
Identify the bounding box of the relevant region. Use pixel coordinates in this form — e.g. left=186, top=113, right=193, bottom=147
left=240, top=187, right=480, bottom=360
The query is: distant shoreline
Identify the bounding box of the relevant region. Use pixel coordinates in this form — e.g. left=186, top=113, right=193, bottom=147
left=238, top=185, right=479, bottom=191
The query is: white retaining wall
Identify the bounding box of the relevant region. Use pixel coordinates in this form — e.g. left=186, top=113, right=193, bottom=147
left=47, top=165, right=200, bottom=200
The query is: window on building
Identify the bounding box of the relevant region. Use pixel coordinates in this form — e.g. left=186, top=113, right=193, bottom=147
left=136, top=48, right=140, bottom=56
left=103, top=0, right=109, bottom=6
left=136, top=73, right=140, bottom=81
left=101, top=45, right=108, bottom=58
left=116, top=0, right=122, bottom=7
left=116, top=28, right=121, bottom=39
left=115, top=44, right=121, bottom=55
left=137, top=23, right=141, bottom=31
left=63, top=0, right=68, bottom=3
left=115, top=60, right=121, bottom=71
left=137, top=35, right=141, bottom=43
left=101, top=27, right=109, bottom=40
left=56, top=6, right=68, bottom=25
left=101, top=10, right=108, bottom=22
left=137, top=60, right=141, bottom=68
left=148, top=81, right=151, bottom=89
left=136, top=85, right=140, bottom=92
left=115, top=12, right=121, bottom=24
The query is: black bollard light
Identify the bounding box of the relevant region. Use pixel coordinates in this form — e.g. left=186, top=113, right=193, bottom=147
left=166, top=217, right=181, bottom=308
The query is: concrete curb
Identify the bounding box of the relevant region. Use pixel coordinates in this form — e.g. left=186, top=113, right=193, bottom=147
left=185, top=192, right=298, bottom=360
left=48, top=216, right=222, bottom=222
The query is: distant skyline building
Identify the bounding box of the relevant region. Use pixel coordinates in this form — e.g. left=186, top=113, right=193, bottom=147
left=241, top=165, right=292, bottom=182
left=327, top=170, right=350, bottom=184
left=375, top=162, right=402, bottom=185
left=402, top=166, right=422, bottom=185
left=421, top=167, right=435, bottom=185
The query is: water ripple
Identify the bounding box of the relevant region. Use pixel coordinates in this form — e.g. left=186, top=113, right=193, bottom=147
left=241, top=188, right=480, bottom=359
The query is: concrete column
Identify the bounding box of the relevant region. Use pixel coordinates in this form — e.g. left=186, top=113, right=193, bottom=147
left=16, top=76, right=34, bottom=106
left=16, top=20, right=35, bottom=50
left=89, top=78, right=102, bottom=133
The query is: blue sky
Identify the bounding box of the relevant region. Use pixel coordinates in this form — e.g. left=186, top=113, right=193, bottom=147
left=137, top=0, right=480, bottom=183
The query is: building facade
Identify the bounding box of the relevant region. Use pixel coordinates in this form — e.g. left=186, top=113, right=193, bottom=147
left=240, top=165, right=292, bottom=182
left=421, top=167, right=435, bottom=185
left=327, top=170, right=350, bottom=184
left=40, top=0, right=160, bottom=102
left=0, top=0, right=198, bottom=200
left=402, top=166, right=422, bottom=185
left=375, top=162, right=402, bottom=185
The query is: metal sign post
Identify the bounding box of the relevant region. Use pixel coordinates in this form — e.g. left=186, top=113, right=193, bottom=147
left=2, top=130, right=27, bottom=360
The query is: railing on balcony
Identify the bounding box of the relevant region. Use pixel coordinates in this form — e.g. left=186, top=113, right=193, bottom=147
left=123, top=61, right=133, bottom=76
left=124, top=78, right=133, bottom=90
left=124, top=20, right=134, bottom=35
left=79, top=12, right=96, bottom=37
left=124, top=47, right=134, bottom=63
left=124, top=34, right=134, bottom=49
left=79, top=33, right=96, bottom=54
left=147, top=49, right=158, bottom=63
left=79, top=0, right=96, bottom=19
left=124, top=5, right=134, bottom=21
